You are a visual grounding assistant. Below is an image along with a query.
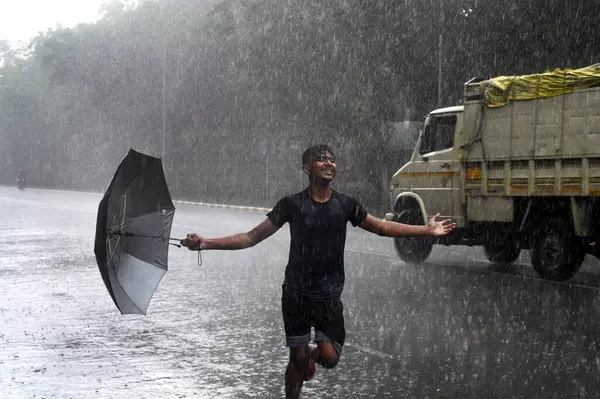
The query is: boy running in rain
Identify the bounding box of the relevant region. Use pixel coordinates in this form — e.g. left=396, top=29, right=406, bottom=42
left=183, top=144, right=455, bottom=398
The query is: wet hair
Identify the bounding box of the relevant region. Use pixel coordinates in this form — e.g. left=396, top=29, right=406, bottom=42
left=302, top=144, right=335, bottom=166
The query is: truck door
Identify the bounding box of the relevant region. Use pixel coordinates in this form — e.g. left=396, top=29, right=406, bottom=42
left=403, top=112, right=460, bottom=221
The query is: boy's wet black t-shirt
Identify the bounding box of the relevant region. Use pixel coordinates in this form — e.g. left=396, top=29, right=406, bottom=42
left=267, top=189, right=368, bottom=300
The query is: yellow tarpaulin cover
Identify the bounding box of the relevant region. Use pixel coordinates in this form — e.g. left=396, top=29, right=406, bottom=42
left=481, top=63, right=600, bottom=107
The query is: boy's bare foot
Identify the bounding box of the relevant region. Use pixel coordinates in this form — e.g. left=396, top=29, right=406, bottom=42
left=304, top=359, right=316, bottom=381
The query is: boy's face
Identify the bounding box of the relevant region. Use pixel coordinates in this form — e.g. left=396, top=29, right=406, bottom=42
left=308, top=151, right=336, bottom=181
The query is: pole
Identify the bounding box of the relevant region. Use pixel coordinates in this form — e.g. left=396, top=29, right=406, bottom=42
left=437, top=0, right=444, bottom=108
left=266, top=140, right=269, bottom=202
left=161, top=44, right=167, bottom=159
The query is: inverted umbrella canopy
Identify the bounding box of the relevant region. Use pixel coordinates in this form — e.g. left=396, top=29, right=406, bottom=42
left=94, top=149, right=177, bottom=315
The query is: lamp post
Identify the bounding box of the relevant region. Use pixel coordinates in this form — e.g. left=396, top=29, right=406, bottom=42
left=262, top=137, right=269, bottom=203
left=437, top=0, right=444, bottom=108
left=161, top=44, right=167, bottom=159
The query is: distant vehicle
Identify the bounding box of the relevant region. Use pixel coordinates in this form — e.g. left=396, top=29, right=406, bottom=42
left=386, top=64, right=600, bottom=281
left=17, top=170, right=26, bottom=191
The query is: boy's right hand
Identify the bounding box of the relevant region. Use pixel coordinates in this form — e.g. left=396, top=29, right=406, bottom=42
left=181, top=233, right=203, bottom=251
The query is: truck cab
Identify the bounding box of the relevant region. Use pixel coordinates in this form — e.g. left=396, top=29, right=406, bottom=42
left=387, top=106, right=465, bottom=225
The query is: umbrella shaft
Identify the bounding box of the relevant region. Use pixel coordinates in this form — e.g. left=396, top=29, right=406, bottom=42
left=109, top=231, right=182, bottom=241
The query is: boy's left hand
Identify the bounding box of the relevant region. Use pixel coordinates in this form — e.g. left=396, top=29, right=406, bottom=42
left=427, top=213, right=456, bottom=236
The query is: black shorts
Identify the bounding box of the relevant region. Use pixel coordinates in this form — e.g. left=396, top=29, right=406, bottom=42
left=281, top=285, right=345, bottom=354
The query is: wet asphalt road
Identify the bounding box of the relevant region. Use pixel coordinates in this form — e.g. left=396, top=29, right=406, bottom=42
left=1, top=186, right=600, bottom=398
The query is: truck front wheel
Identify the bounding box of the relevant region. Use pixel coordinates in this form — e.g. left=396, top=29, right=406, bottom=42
left=483, top=239, right=521, bottom=265
left=393, top=208, right=433, bottom=264
left=531, top=219, right=584, bottom=281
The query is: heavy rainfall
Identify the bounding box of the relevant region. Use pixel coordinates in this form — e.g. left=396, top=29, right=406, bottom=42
left=1, top=0, right=600, bottom=398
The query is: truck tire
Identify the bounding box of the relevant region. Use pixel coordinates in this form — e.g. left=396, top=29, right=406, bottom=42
left=483, top=239, right=521, bottom=265
left=531, top=219, right=585, bottom=281
left=393, top=208, right=433, bottom=264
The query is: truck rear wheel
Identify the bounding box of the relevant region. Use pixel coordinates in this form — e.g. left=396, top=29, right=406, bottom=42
left=531, top=219, right=584, bottom=281
left=483, top=239, right=521, bottom=265
left=393, top=208, right=433, bottom=264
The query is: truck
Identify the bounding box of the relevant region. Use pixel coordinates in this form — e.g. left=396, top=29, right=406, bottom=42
left=386, top=64, right=600, bottom=281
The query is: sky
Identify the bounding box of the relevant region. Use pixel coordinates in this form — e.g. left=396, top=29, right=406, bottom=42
left=0, top=0, right=104, bottom=45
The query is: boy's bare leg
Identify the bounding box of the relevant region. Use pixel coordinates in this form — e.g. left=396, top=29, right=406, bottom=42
left=285, top=345, right=310, bottom=399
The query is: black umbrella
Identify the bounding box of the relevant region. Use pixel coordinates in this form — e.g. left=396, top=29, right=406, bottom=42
left=94, top=149, right=182, bottom=315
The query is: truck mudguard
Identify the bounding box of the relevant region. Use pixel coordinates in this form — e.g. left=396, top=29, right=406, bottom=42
left=392, top=192, right=429, bottom=225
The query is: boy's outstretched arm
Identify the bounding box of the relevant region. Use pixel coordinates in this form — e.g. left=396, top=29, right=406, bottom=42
left=183, top=218, right=281, bottom=251
left=359, top=213, right=456, bottom=237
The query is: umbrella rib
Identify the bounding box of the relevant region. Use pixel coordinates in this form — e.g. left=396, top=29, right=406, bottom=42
left=107, top=235, right=122, bottom=265
left=119, top=194, right=127, bottom=232
left=108, top=193, right=129, bottom=234
left=106, top=194, right=129, bottom=266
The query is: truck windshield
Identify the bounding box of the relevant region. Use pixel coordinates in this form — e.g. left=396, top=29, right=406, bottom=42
left=420, top=114, right=457, bottom=155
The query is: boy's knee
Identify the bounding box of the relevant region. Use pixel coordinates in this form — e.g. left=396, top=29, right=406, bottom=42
left=316, top=342, right=340, bottom=369
left=320, top=354, right=339, bottom=369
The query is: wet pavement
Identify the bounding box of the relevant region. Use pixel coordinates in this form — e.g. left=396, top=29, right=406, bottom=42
left=1, top=186, right=600, bottom=398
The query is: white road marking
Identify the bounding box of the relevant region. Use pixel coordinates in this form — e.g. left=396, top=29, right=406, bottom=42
left=345, top=343, right=394, bottom=359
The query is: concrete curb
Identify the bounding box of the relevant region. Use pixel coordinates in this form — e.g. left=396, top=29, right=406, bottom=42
left=173, top=199, right=270, bottom=213
left=1, top=186, right=271, bottom=214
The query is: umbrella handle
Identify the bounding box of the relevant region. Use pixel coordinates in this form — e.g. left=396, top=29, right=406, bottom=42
left=174, top=238, right=203, bottom=267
